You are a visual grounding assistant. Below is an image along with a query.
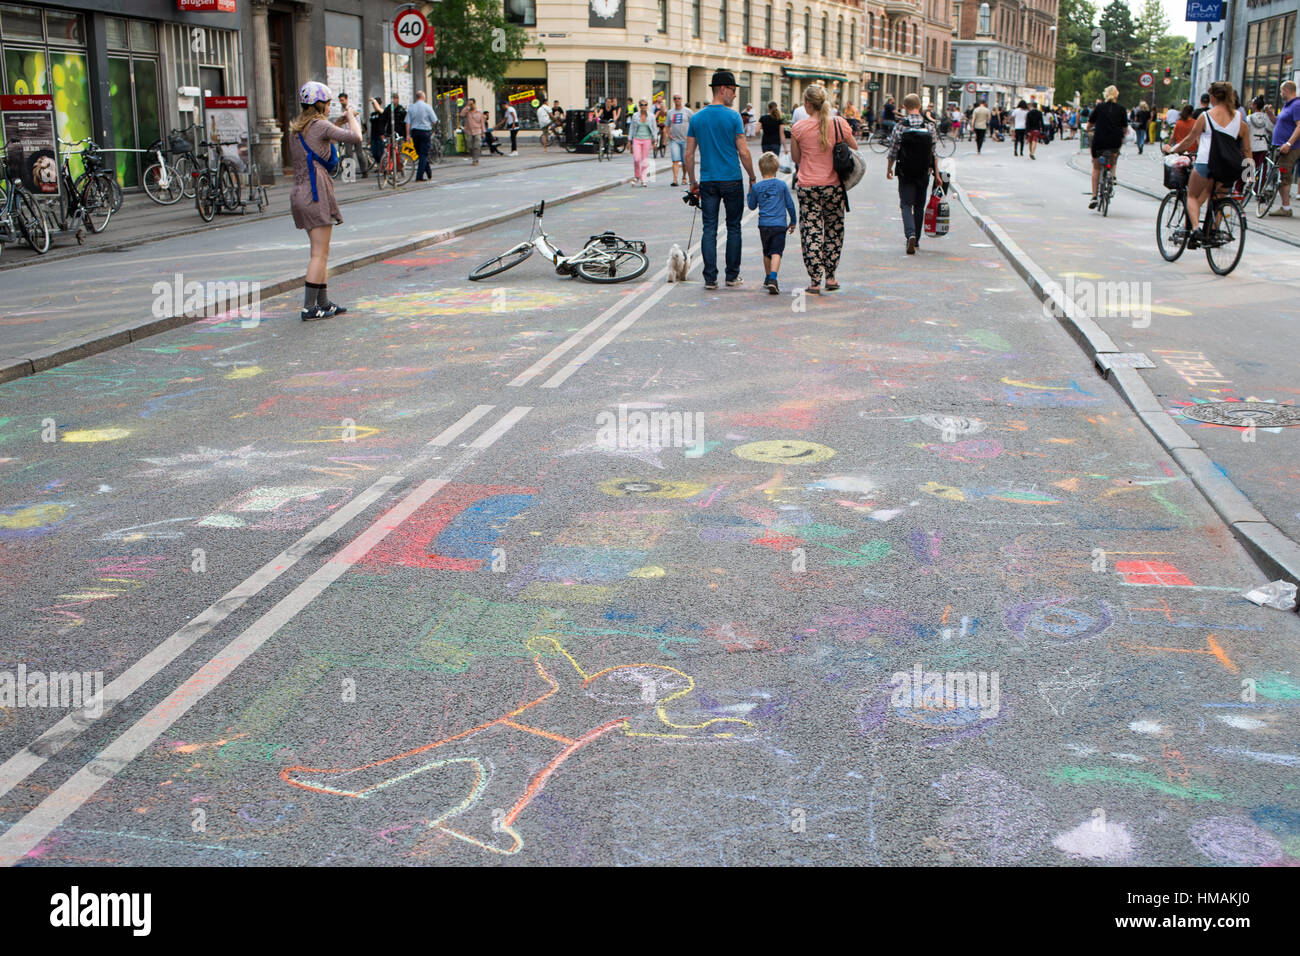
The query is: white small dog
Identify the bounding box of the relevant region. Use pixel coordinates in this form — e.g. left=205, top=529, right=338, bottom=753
left=666, top=243, right=690, bottom=282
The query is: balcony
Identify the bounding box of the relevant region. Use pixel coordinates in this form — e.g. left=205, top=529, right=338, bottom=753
left=880, top=0, right=921, bottom=15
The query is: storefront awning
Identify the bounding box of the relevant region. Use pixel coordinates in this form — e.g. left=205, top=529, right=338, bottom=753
left=782, top=68, right=847, bottom=80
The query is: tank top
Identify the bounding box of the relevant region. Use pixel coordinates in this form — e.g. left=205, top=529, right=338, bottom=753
left=1196, top=110, right=1240, bottom=164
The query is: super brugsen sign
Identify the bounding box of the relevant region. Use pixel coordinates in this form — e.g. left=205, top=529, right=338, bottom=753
left=0, top=94, right=59, bottom=196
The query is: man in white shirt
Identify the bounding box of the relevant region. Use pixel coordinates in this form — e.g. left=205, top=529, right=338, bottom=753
left=1012, top=100, right=1029, bottom=156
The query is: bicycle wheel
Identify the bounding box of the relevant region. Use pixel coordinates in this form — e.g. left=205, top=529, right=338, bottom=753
left=218, top=162, right=241, bottom=209
left=563, top=138, right=578, bottom=153
left=143, top=162, right=184, bottom=204
left=396, top=154, right=416, bottom=185
left=1205, top=197, right=1246, bottom=276
left=195, top=174, right=216, bottom=222
left=868, top=132, right=890, bottom=155
left=104, top=174, right=124, bottom=213
left=174, top=153, right=197, bottom=197
left=1155, top=191, right=1189, bottom=262
left=935, top=134, right=956, bottom=157
left=575, top=249, right=649, bottom=283
left=468, top=242, right=535, bottom=280
left=1255, top=170, right=1278, bottom=218
left=79, top=177, right=112, bottom=233
left=16, top=190, right=50, bottom=253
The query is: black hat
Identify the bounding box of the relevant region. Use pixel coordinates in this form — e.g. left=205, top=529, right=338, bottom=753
left=710, top=70, right=737, bottom=88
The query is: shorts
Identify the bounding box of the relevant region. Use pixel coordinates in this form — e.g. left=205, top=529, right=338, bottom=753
left=1027, top=130, right=1041, bottom=143
left=758, top=225, right=787, bottom=257
left=1092, top=148, right=1119, bottom=166
left=670, top=139, right=685, bottom=162
left=1194, top=162, right=1210, bottom=179
left=1278, top=147, right=1299, bottom=174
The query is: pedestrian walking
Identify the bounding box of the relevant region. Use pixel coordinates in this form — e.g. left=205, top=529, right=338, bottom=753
left=1269, top=80, right=1300, bottom=216
left=289, top=81, right=362, bottom=321
left=503, top=101, right=520, bottom=155
left=747, top=151, right=797, bottom=294
left=789, top=83, right=856, bottom=293
left=332, top=93, right=367, bottom=177
left=886, top=93, right=940, bottom=256
left=972, top=100, right=991, bottom=153
left=1133, top=101, right=1151, bottom=154
left=406, top=90, right=437, bottom=181
left=759, top=101, right=786, bottom=156
left=1026, top=100, right=1043, bottom=159
left=461, top=98, right=485, bottom=165
left=630, top=99, right=656, bottom=186
left=1012, top=100, right=1029, bottom=156
left=1172, top=105, right=1196, bottom=149
left=684, top=69, right=758, bottom=290
left=667, top=94, right=693, bottom=186
left=1246, top=96, right=1274, bottom=172
left=1087, top=86, right=1127, bottom=209
left=742, top=103, right=756, bottom=138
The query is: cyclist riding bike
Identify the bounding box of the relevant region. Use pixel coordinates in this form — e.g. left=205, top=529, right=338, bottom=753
left=1086, top=85, right=1127, bottom=209
left=1162, top=80, right=1253, bottom=242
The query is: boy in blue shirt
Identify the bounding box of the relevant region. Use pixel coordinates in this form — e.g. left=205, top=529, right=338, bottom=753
left=746, top=151, right=797, bottom=293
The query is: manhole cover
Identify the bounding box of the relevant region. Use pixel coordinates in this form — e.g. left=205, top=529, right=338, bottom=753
left=1181, top=401, right=1300, bottom=427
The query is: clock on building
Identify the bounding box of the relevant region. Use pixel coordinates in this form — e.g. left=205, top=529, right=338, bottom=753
left=589, top=0, right=625, bottom=28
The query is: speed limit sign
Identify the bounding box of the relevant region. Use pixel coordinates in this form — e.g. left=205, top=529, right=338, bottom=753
left=965, top=81, right=977, bottom=94
left=1139, top=71, right=1154, bottom=88
left=393, top=9, right=429, bottom=49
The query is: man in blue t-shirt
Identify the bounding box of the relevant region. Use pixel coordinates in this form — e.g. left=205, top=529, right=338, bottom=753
left=684, top=70, right=758, bottom=289
left=1269, top=80, right=1300, bottom=217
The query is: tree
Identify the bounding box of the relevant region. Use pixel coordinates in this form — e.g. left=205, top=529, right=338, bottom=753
left=1134, top=0, right=1170, bottom=61
left=1054, top=0, right=1098, bottom=105
left=1081, top=68, right=1108, bottom=105
left=424, top=0, right=533, bottom=91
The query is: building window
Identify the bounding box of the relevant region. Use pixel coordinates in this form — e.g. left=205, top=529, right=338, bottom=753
left=867, top=13, right=873, bottom=49
left=820, top=13, right=827, bottom=57
left=692, top=0, right=700, bottom=37
left=804, top=9, right=811, bottom=54
left=504, top=0, right=535, bottom=26
left=977, top=48, right=988, bottom=75
left=585, top=60, right=628, bottom=105
left=836, top=17, right=842, bottom=59
left=743, top=1, right=751, bottom=44
left=765, top=4, right=772, bottom=48
left=720, top=0, right=728, bottom=40
left=786, top=5, right=792, bottom=50
left=1243, top=12, right=1297, bottom=108
left=912, top=24, right=918, bottom=55
left=978, top=2, right=990, bottom=35
left=659, top=0, right=668, bottom=33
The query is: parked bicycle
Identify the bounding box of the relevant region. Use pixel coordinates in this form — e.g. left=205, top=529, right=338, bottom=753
left=140, top=139, right=186, bottom=204
left=468, top=200, right=648, bottom=283
left=1156, top=155, right=1246, bottom=275
left=0, top=159, right=51, bottom=257
left=375, top=134, right=415, bottom=189
left=193, top=139, right=243, bottom=222
left=47, top=139, right=113, bottom=239
left=168, top=123, right=202, bottom=198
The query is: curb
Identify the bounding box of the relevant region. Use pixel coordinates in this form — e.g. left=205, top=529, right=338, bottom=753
left=0, top=154, right=592, bottom=274
left=0, top=162, right=660, bottom=386
left=952, top=177, right=1300, bottom=600
left=1063, top=152, right=1300, bottom=249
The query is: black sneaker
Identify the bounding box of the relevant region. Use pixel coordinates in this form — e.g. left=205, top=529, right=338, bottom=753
left=1088, top=196, right=1098, bottom=209
left=301, top=304, right=340, bottom=322
left=906, top=235, right=918, bottom=255
left=325, top=302, right=348, bottom=315
left=766, top=277, right=779, bottom=295
left=704, top=281, right=718, bottom=290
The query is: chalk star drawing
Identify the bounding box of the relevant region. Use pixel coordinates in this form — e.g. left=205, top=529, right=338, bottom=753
left=282, top=637, right=754, bottom=855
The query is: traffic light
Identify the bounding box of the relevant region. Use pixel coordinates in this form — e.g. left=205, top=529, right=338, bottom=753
left=1164, top=68, right=1172, bottom=79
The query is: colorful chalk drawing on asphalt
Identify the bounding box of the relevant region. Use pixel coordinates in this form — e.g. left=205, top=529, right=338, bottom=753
left=361, top=484, right=537, bottom=571
left=281, top=636, right=754, bottom=855
left=198, top=486, right=352, bottom=531
left=0, top=501, right=74, bottom=539
left=354, top=288, right=574, bottom=318
left=733, top=440, right=836, bottom=465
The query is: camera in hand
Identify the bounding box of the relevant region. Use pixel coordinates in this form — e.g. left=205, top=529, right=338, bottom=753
left=682, top=190, right=700, bottom=208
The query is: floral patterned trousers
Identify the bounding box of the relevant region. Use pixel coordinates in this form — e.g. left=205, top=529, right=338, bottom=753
left=796, top=184, right=846, bottom=284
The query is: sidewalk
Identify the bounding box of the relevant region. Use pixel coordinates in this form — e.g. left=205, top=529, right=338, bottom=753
left=0, top=136, right=587, bottom=271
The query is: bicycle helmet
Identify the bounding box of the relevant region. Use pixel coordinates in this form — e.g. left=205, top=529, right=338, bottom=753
left=299, top=81, right=333, bottom=106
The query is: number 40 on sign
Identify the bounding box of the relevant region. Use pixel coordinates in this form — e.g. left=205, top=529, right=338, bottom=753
left=393, top=7, right=429, bottom=48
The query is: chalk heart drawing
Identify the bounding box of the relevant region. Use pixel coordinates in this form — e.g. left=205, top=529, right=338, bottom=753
left=597, top=478, right=706, bottom=499
left=1187, top=816, right=1283, bottom=865
left=931, top=765, right=1051, bottom=865
left=1053, top=817, right=1135, bottom=862
left=61, top=427, right=130, bottom=443
left=733, top=440, right=836, bottom=465
left=355, top=287, right=573, bottom=317
left=281, top=637, right=754, bottom=856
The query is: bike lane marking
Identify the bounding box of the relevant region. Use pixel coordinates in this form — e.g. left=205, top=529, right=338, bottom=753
left=0, top=403, right=497, bottom=804
left=0, top=404, right=533, bottom=866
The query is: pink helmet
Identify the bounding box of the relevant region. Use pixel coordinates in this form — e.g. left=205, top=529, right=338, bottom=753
left=299, top=81, right=333, bottom=106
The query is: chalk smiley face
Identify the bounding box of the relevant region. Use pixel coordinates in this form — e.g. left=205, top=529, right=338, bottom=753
left=597, top=478, right=706, bottom=499
left=733, top=440, right=835, bottom=465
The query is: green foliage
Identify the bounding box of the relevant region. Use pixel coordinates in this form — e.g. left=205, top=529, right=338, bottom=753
left=425, top=0, right=534, bottom=89
left=1055, top=0, right=1190, bottom=107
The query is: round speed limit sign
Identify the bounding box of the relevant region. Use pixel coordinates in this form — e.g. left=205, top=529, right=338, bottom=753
left=1139, top=72, right=1154, bottom=88
left=393, top=9, right=429, bottom=49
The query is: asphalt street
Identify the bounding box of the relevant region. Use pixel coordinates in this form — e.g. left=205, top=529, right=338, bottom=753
left=1, top=150, right=1299, bottom=866
left=956, top=135, right=1300, bottom=549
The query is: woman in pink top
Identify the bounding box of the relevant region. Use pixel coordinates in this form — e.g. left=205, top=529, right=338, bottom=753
left=290, top=81, right=363, bottom=320
left=789, top=84, right=856, bottom=293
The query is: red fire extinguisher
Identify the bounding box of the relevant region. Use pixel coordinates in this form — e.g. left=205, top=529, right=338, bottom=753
left=924, top=174, right=950, bottom=238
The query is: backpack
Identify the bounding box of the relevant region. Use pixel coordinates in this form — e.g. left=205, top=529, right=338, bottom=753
left=1206, top=116, right=1243, bottom=184
left=895, top=122, right=933, bottom=181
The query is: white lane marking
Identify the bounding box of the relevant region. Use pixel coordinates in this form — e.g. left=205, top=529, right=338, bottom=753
left=0, top=406, right=532, bottom=867
left=0, top=472, right=404, bottom=802
left=469, top=404, right=532, bottom=447
left=507, top=286, right=647, bottom=387
left=0, top=405, right=496, bottom=804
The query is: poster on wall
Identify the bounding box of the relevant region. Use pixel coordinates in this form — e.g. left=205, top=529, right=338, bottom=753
left=0, top=95, right=60, bottom=196
left=588, top=0, right=625, bottom=29
left=204, top=96, right=249, bottom=173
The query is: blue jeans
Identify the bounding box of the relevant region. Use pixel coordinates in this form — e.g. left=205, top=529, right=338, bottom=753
left=898, top=178, right=927, bottom=239
left=411, top=128, right=432, bottom=180
left=699, top=180, right=744, bottom=284
left=1135, top=127, right=1147, bottom=152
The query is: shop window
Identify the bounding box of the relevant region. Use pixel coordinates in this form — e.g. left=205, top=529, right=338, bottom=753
left=504, top=0, right=535, bottom=27
left=128, top=20, right=156, bottom=52
left=106, top=17, right=130, bottom=50
left=46, top=10, right=84, bottom=45
left=0, top=3, right=44, bottom=40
